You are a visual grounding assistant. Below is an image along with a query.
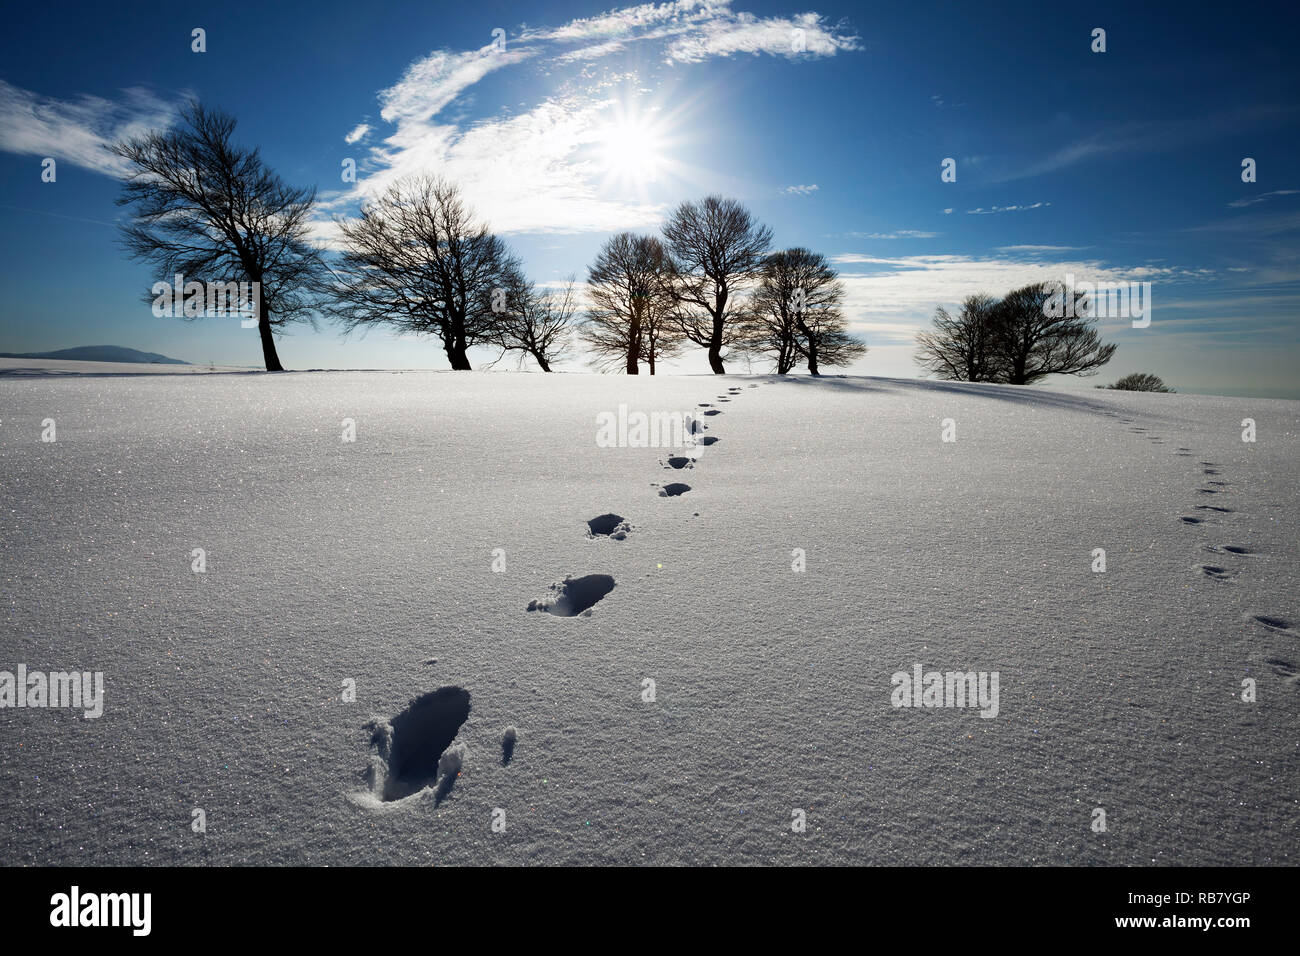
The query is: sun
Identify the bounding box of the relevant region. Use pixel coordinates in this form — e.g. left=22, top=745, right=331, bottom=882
left=597, top=115, right=667, bottom=184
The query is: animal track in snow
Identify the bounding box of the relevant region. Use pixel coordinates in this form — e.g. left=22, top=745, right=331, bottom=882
left=696, top=436, right=719, bottom=446
left=1264, top=657, right=1298, bottom=681
left=1248, top=614, right=1296, bottom=635
left=587, top=513, right=631, bottom=539
left=702, top=409, right=722, bottom=416
left=528, top=574, right=617, bottom=617
left=364, top=687, right=471, bottom=804
left=1197, top=564, right=1237, bottom=581
left=661, top=455, right=695, bottom=470
left=655, top=482, right=691, bottom=497
left=1206, top=544, right=1254, bottom=556
left=1194, top=504, right=1234, bottom=513
left=1180, top=516, right=1205, bottom=524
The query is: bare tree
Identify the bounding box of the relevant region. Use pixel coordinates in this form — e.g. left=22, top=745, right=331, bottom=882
left=330, top=176, right=519, bottom=370
left=580, top=233, right=681, bottom=374
left=110, top=102, right=326, bottom=371
left=914, top=294, right=1002, bottom=382
left=747, top=260, right=802, bottom=374
left=991, top=282, right=1117, bottom=384
left=640, top=287, right=686, bottom=375
left=490, top=275, right=576, bottom=372
left=1102, top=372, right=1173, bottom=392
left=662, top=196, right=772, bottom=374
left=779, top=249, right=864, bottom=375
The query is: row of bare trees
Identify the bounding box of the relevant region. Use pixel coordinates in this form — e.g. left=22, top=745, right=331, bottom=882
left=582, top=202, right=867, bottom=376
left=110, top=102, right=867, bottom=375
left=913, top=286, right=1117, bottom=385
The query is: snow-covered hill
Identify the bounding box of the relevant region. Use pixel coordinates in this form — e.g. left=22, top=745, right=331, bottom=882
left=0, top=371, right=1295, bottom=864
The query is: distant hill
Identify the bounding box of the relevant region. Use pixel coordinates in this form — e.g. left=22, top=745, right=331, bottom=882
left=0, top=346, right=189, bottom=365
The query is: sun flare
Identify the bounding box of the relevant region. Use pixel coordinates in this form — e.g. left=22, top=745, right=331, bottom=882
left=598, top=116, right=666, bottom=183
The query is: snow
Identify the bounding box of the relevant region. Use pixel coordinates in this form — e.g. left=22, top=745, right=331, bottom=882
left=0, top=367, right=1296, bottom=864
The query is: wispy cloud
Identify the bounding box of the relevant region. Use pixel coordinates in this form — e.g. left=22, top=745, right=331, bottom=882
left=997, top=244, right=1085, bottom=253
left=966, top=202, right=1051, bottom=214
left=0, top=80, right=179, bottom=176
left=844, top=229, right=938, bottom=239
left=325, top=2, right=860, bottom=236
left=1227, top=189, right=1299, bottom=208
left=987, top=107, right=1295, bottom=184
left=783, top=184, right=819, bottom=195
left=344, top=123, right=371, bottom=145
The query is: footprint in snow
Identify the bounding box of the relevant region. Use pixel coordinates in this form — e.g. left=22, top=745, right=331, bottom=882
left=1180, top=516, right=1205, bottom=525
left=702, top=409, right=722, bottom=416
left=1197, top=564, right=1237, bottom=581
left=1247, top=614, right=1297, bottom=636
left=363, top=687, right=471, bottom=804
left=1195, top=504, right=1234, bottom=513
left=661, top=456, right=695, bottom=470
left=1263, top=657, right=1298, bottom=682
left=655, top=482, right=691, bottom=497
left=1206, top=544, right=1254, bottom=556
left=587, top=513, right=631, bottom=539
left=527, top=574, right=616, bottom=617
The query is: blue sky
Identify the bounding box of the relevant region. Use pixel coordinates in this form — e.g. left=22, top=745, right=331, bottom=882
left=2, top=0, right=1298, bottom=396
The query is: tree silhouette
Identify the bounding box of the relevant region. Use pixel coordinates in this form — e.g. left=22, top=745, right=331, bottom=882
left=663, top=196, right=771, bottom=374
left=992, top=282, right=1117, bottom=385
left=110, top=102, right=326, bottom=372
left=580, top=233, right=682, bottom=374
left=489, top=275, right=576, bottom=372
left=914, top=294, right=1002, bottom=383
left=330, top=176, right=520, bottom=371
left=750, top=248, right=865, bottom=374
left=1103, top=372, right=1173, bottom=392
left=915, top=284, right=1116, bottom=385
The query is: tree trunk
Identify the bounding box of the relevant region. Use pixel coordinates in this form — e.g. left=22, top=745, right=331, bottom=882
left=626, top=307, right=641, bottom=375
left=258, top=313, right=284, bottom=372
left=796, top=319, right=818, bottom=376
left=708, top=315, right=726, bottom=374
left=445, top=324, right=472, bottom=370
left=533, top=351, right=551, bottom=372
